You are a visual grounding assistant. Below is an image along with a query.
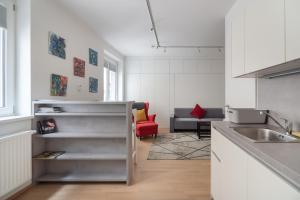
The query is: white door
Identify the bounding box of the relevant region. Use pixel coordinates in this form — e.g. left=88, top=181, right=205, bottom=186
left=286, top=0, right=300, bottom=62
left=245, top=0, right=285, bottom=73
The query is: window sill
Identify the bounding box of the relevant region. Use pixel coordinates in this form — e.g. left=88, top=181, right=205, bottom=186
left=0, top=115, right=33, bottom=125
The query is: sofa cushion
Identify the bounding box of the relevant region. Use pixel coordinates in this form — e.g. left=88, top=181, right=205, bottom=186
left=175, top=118, right=223, bottom=122
left=198, top=118, right=224, bottom=122
left=174, top=108, right=194, bottom=118
left=204, top=108, right=224, bottom=118
left=191, top=104, right=206, bottom=118
left=175, top=108, right=224, bottom=118
left=175, top=118, right=200, bottom=122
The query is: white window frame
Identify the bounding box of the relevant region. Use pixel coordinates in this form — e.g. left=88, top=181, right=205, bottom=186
left=104, top=56, right=118, bottom=101
left=0, top=0, right=15, bottom=116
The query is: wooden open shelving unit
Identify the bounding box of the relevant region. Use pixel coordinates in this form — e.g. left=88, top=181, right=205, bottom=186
left=32, top=100, right=135, bottom=184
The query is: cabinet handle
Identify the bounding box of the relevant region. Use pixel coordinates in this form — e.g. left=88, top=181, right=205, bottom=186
left=212, top=150, right=221, bottom=162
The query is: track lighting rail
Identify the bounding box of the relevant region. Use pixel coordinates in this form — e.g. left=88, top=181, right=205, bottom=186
left=145, top=0, right=224, bottom=50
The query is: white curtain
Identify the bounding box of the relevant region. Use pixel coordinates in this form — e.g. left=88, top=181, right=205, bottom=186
left=0, top=4, right=7, bottom=29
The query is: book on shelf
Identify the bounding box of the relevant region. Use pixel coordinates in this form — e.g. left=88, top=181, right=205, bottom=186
left=37, top=118, right=57, bottom=134
left=38, top=106, right=63, bottom=113
left=33, top=151, right=65, bottom=159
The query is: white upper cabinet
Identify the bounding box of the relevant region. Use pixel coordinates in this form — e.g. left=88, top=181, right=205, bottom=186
left=228, top=0, right=300, bottom=77
left=231, top=0, right=246, bottom=77
left=286, top=0, right=300, bottom=62
left=245, top=0, right=285, bottom=73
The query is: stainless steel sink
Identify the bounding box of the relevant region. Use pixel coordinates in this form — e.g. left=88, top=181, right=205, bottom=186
left=232, top=127, right=300, bottom=143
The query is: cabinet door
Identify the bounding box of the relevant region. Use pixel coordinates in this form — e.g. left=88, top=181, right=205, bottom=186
left=245, top=0, right=285, bottom=73
left=211, top=127, right=247, bottom=200
left=211, top=126, right=222, bottom=158
left=247, top=155, right=300, bottom=200
left=221, top=133, right=247, bottom=200
left=286, top=0, right=300, bottom=62
left=211, top=150, right=222, bottom=200
left=231, top=0, right=246, bottom=77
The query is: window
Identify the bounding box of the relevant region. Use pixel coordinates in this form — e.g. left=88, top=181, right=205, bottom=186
left=0, top=0, right=15, bottom=116
left=104, top=58, right=118, bottom=101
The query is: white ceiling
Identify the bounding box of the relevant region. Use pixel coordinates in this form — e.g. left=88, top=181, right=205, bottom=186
left=57, top=0, right=236, bottom=57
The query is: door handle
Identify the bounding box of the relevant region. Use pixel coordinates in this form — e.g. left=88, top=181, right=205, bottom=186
left=212, top=150, right=221, bottom=162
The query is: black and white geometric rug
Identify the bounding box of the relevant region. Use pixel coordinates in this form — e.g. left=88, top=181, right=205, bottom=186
left=147, top=133, right=211, bottom=160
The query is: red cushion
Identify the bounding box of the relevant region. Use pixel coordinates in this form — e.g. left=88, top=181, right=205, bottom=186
left=191, top=104, right=206, bottom=119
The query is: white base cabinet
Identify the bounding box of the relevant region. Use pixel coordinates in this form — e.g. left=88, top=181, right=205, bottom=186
left=247, top=155, right=299, bottom=200
left=211, top=127, right=247, bottom=200
left=211, top=151, right=222, bottom=200
left=211, top=126, right=300, bottom=200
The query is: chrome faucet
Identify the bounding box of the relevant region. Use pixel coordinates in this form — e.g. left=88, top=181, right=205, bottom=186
left=260, top=111, right=293, bottom=135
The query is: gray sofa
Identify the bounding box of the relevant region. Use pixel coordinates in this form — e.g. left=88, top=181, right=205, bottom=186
left=170, top=108, right=224, bottom=132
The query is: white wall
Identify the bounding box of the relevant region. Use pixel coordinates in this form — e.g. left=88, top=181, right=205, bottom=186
left=225, top=4, right=256, bottom=114
left=31, top=0, right=124, bottom=101
left=125, top=53, right=225, bottom=128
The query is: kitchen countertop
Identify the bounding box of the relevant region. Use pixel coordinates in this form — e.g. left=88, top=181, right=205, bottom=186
left=212, top=121, right=300, bottom=191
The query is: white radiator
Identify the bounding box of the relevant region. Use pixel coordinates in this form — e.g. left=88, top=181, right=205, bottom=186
left=0, top=131, right=33, bottom=199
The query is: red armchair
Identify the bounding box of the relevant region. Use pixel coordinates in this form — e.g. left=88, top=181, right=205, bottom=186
left=134, top=102, right=158, bottom=139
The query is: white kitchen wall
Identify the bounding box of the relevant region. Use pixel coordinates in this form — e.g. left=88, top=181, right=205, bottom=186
left=31, top=0, right=124, bottom=101
left=125, top=54, right=225, bottom=128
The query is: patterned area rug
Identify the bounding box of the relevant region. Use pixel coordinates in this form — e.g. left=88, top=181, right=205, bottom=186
left=147, top=133, right=211, bottom=160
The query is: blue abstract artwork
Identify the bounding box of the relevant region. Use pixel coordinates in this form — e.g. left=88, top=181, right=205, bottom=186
left=48, top=32, right=66, bottom=59
left=89, top=48, right=98, bottom=66
left=89, top=77, right=98, bottom=93
left=51, top=74, right=68, bottom=96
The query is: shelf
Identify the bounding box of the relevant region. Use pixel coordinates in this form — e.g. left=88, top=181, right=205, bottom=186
left=33, top=153, right=127, bottom=161
left=34, top=132, right=126, bottom=139
left=32, top=101, right=133, bottom=185
left=35, top=112, right=126, bottom=117
left=33, top=100, right=133, bottom=105
left=37, top=173, right=127, bottom=182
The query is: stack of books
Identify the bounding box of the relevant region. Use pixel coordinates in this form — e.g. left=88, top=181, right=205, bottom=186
left=33, top=151, right=65, bottom=160
left=38, top=107, right=63, bottom=113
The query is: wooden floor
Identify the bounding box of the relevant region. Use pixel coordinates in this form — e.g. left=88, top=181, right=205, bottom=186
left=15, top=130, right=211, bottom=200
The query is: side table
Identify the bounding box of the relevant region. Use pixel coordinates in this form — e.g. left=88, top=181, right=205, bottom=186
left=196, top=121, right=211, bottom=139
